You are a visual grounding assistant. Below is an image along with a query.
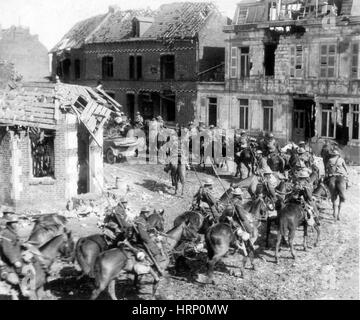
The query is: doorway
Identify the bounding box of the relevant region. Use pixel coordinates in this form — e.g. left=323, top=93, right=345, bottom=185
left=126, top=94, right=135, bottom=121
left=336, top=104, right=349, bottom=145
left=208, top=97, right=217, bottom=127
left=77, top=124, right=89, bottom=194
left=264, top=44, right=277, bottom=76
left=293, top=99, right=315, bottom=143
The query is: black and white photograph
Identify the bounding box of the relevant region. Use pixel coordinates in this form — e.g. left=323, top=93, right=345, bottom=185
left=0, top=0, right=359, bottom=302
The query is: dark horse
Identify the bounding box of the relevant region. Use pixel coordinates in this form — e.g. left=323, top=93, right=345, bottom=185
left=75, top=211, right=165, bottom=279
left=164, top=161, right=186, bottom=196
left=90, top=222, right=188, bottom=300
left=234, top=148, right=256, bottom=179
left=21, top=230, right=74, bottom=300
left=274, top=199, right=320, bottom=264
left=267, top=152, right=286, bottom=173
left=325, top=175, right=347, bottom=221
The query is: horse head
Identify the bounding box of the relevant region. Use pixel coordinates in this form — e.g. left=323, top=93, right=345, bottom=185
left=148, top=210, right=165, bottom=233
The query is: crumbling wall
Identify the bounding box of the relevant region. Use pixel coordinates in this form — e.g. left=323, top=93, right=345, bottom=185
left=0, top=129, right=13, bottom=205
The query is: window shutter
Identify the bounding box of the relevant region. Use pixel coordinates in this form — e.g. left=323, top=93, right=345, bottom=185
left=230, top=47, right=238, bottom=78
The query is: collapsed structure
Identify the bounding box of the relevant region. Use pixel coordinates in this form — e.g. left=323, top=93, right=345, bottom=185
left=197, top=0, right=360, bottom=163
left=0, top=75, right=118, bottom=210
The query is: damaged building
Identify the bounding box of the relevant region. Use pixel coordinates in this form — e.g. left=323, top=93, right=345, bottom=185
left=197, top=0, right=360, bottom=163
left=0, top=79, right=118, bottom=210
left=50, top=2, right=229, bottom=126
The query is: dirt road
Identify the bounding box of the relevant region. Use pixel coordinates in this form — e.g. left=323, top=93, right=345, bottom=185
left=1, top=162, right=359, bottom=300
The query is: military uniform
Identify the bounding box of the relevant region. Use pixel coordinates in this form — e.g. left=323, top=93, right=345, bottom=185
left=298, top=148, right=313, bottom=168
left=134, top=209, right=165, bottom=265
left=193, top=180, right=220, bottom=219
left=326, top=153, right=348, bottom=178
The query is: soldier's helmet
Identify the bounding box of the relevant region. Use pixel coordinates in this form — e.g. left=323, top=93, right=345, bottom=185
left=140, top=206, right=151, bottom=213
left=203, top=178, right=213, bottom=187
left=256, top=150, right=263, bottom=156
left=330, top=149, right=340, bottom=156
left=299, top=141, right=306, bottom=146
left=240, top=130, right=246, bottom=135
left=232, top=188, right=243, bottom=197
left=297, top=170, right=310, bottom=179
left=262, top=167, right=273, bottom=175
left=297, top=147, right=306, bottom=154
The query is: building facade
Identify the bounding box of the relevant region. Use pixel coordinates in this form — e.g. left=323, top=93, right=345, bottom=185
left=0, top=26, right=49, bottom=81
left=51, top=3, right=229, bottom=126
left=197, top=0, right=360, bottom=163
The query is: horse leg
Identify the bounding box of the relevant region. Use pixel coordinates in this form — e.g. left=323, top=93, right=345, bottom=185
left=108, top=280, right=117, bottom=300
left=249, top=249, right=256, bottom=271
left=303, top=223, right=308, bottom=251
left=275, top=231, right=282, bottom=264
left=245, top=162, right=251, bottom=178
left=314, top=224, right=320, bottom=247
left=332, top=198, right=338, bottom=222
left=266, top=218, right=271, bottom=248
left=148, top=268, right=160, bottom=297
left=289, top=229, right=296, bottom=260
left=337, top=200, right=343, bottom=221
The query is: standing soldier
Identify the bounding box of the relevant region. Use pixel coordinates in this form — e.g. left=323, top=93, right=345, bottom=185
left=135, top=111, right=144, bottom=126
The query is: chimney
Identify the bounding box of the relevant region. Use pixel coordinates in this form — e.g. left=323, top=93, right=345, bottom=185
left=108, top=5, right=120, bottom=13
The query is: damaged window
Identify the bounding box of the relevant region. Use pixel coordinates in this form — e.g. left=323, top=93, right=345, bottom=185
left=351, top=43, right=359, bottom=79
left=320, top=44, right=337, bottom=78
left=352, top=104, right=359, bottom=140
left=237, top=8, right=248, bottom=24
left=321, top=103, right=336, bottom=138
left=263, top=100, right=273, bottom=132
left=290, top=45, right=303, bottom=78
left=30, top=129, right=55, bottom=178
left=102, top=56, right=114, bottom=78
left=160, top=55, right=175, bottom=80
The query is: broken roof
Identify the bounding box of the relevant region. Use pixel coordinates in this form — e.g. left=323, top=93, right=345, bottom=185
left=0, top=60, right=22, bottom=90
left=51, top=2, right=219, bottom=50
left=141, top=2, right=217, bottom=39
left=0, top=82, right=118, bottom=130
left=85, top=9, right=156, bottom=44
left=50, top=14, right=107, bottom=52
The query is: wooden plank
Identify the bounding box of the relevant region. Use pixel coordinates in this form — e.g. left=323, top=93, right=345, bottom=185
left=80, top=100, right=97, bottom=121
left=86, top=116, right=97, bottom=132
left=0, top=120, right=57, bottom=130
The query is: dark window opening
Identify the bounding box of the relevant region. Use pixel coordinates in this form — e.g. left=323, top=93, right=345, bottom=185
left=264, top=44, right=276, bottom=76
left=129, top=56, right=135, bottom=80
left=30, top=130, right=55, bottom=178
left=208, top=97, right=217, bottom=127
left=106, top=92, right=115, bottom=99
left=160, top=55, right=175, bottom=80
left=336, top=104, right=349, bottom=144
left=132, top=20, right=140, bottom=37
left=102, top=56, right=114, bottom=78
left=321, top=103, right=335, bottom=138
left=74, top=59, right=81, bottom=80
left=352, top=104, right=360, bottom=140
left=136, top=56, right=142, bottom=80
left=127, top=94, right=135, bottom=121
left=161, top=94, right=176, bottom=122
left=63, top=59, right=71, bottom=79
left=74, top=96, right=88, bottom=112
left=239, top=99, right=249, bottom=130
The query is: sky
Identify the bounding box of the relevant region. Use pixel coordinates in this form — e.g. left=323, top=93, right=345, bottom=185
left=0, top=0, right=239, bottom=51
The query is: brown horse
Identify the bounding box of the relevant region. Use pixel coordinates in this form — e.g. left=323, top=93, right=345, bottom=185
left=75, top=211, right=165, bottom=279
left=325, top=175, right=346, bottom=221
left=164, top=161, right=186, bottom=195
left=21, top=230, right=74, bottom=300
left=234, top=148, right=256, bottom=179
left=90, top=222, right=188, bottom=300
left=274, top=200, right=320, bottom=264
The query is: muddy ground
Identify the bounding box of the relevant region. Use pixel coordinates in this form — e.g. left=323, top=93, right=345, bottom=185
left=1, top=161, right=359, bottom=300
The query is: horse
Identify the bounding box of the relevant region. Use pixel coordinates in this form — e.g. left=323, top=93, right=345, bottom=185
left=274, top=198, right=320, bottom=264
left=267, top=152, right=286, bottom=173
left=234, top=148, right=256, bottom=179
left=75, top=211, right=165, bottom=279
left=325, top=175, right=347, bottom=221
left=21, top=230, right=75, bottom=300
left=199, top=201, right=263, bottom=284
left=28, top=214, right=68, bottom=247
left=164, top=161, right=186, bottom=196
left=90, top=222, right=188, bottom=300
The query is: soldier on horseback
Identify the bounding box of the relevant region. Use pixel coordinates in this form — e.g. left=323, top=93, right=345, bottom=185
left=255, top=150, right=270, bottom=173
left=0, top=212, right=23, bottom=287
left=192, top=178, right=220, bottom=220
left=261, top=132, right=279, bottom=157
left=134, top=111, right=144, bottom=127
left=325, top=150, right=349, bottom=188
left=297, top=147, right=313, bottom=168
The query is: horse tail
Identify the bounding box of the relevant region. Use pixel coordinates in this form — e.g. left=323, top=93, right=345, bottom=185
left=75, top=238, right=92, bottom=276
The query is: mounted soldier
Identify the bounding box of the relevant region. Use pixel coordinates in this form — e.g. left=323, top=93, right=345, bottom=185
left=192, top=178, right=220, bottom=220
left=265, top=133, right=279, bottom=156
left=258, top=167, right=278, bottom=202
left=220, top=188, right=258, bottom=252
left=133, top=207, right=167, bottom=272
left=254, top=150, right=270, bottom=173
left=103, top=198, right=133, bottom=245
left=297, top=147, right=313, bottom=168
left=134, top=111, right=144, bottom=126
left=0, top=212, right=23, bottom=287
left=325, top=149, right=349, bottom=188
